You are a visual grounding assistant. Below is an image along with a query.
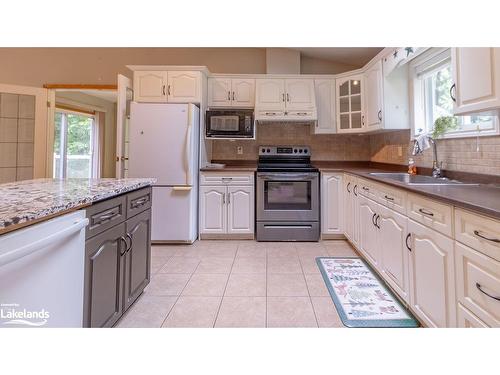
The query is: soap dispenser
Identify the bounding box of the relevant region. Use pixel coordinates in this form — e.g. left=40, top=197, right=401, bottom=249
left=408, top=158, right=417, bottom=175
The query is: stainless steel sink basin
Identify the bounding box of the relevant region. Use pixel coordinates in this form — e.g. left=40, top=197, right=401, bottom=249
left=368, top=173, right=480, bottom=186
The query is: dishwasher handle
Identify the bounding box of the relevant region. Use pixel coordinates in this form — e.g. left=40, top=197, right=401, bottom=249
left=0, top=218, right=89, bottom=267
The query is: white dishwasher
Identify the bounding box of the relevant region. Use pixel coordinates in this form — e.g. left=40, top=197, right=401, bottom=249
left=0, top=210, right=88, bottom=328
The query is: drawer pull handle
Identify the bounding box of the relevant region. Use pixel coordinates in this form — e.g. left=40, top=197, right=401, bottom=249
left=384, top=195, right=394, bottom=201
left=405, top=233, right=412, bottom=251
left=372, top=213, right=377, bottom=227
left=119, top=236, right=128, bottom=256
left=125, top=233, right=133, bottom=253
left=131, top=197, right=149, bottom=209
left=418, top=208, right=434, bottom=217
left=346, top=182, right=351, bottom=193
left=476, top=283, right=500, bottom=301
left=375, top=214, right=380, bottom=229
left=473, top=230, right=500, bottom=243
left=95, top=211, right=119, bottom=225
left=362, top=186, right=369, bottom=191
left=353, top=184, right=358, bottom=196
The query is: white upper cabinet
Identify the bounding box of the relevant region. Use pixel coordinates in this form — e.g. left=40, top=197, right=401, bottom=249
left=365, top=60, right=384, bottom=131
left=134, top=71, right=201, bottom=103
left=167, top=71, right=201, bottom=103
left=232, top=79, right=255, bottom=107
left=133, top=71, right=168, bottom=102
left=208, top=77, right=232, bottom=107
left=284, top=79, right=316, bottom=110
left=336, top=75, right=365, bottom=133
left=451, top=47, right=500, bottom=115
left=321, top=173, right=343, bottom=235
left=255, top=79, right=286, bottom=110
left=313, top=79, right=336, bottom=134
left=208, top=77, right=255, bottom=108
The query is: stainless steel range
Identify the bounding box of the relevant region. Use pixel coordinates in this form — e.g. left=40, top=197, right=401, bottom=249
left=256, top=146, right=320, bottom=242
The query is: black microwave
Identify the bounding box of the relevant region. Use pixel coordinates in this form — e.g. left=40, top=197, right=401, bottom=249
left=205, top=109, right=255, bottom=138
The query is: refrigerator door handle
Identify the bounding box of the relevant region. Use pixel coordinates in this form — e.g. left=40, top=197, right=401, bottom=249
left=185, top=109, right=193, bottom=186
left=172, top=186, right=192, bottom=191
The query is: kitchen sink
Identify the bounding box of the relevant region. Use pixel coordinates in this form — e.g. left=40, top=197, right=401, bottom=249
left=368, top=173, right=480, bottom=186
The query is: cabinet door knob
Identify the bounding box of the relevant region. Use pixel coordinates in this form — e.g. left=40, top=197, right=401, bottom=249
left=167, top=85, right=171, bottom=96
left=232, top=91, right=235, bottom=101
left=282, top=93, right=285, bottom=102
left=450, top=83, right=456, bottom=102
left=346, top=182, right=351, bottom=193
left=372, top=213, right=377, bottom=227
left=125, top=233, right=133, bottom=253
left=228, top=91, right=231, bottom=100
left=286, top=93, right=290, bottom=102
left=119, top=236, right=128, bottom=256
left=378, top=110, right=382, bottom=121
left=162, top=85, right=166, bottom=95
left=405, top=233, right=412, bottom=251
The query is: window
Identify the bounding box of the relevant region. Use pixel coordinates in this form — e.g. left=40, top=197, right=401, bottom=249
left=411, top=48, right=498, bottom=138
left=53, top=110, right=99, bottom=178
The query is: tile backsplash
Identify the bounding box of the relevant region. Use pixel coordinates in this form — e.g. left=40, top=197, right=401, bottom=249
left=211, top=123, right=371, bottom=161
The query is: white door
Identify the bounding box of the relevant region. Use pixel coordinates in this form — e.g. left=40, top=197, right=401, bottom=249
left=208, top=77, right=231, bottom=107
left=133, top=71, right=168, bottom=102
left=0, top=83, right=48, bottom=183
left=232, top=79, right=255, bottom=107
left=321, top=173, right=343, bottom=234
left=408, top=219, right=456, bottom=327
left=116, top=74, right=133, bottom=178
left=255, top=79, right=285, bottom=110
left=151, top=186, right=195, bottom=242
left=452, top=47, right=500, bottom=114
left=285, top=79, right=315, bottom=110
left=343, top=176, right=353, bottom=241
left=379, top=205, right=410, bottom=303
left=227, top=186, right=254, bottom=234
left=167, top=71, right=201, bottom=103
left=200, top=186, right=227, bottom=234
left=128, top=103, right=190, bottom=185
left=365, top=60, right=384, bottom=131
left=358, top=195, right=380, bottom=269
left=336, top=75, right=364, bottom=133
left=314, top=79, right=336, bottom=134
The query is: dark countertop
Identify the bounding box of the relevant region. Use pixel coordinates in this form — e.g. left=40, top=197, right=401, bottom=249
left=0, top=178, right=156, bottom=234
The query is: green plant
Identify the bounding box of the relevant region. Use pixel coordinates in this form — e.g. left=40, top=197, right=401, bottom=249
left=432, top=116, right=458, bottom=138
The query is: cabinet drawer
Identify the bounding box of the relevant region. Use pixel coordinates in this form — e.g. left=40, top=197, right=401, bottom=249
left=200, top=172, right=254, bottom=186
left=357, top=177, right=379, bottom=202
left=86, top=195, right=126, bottom=239
left=457, top=303, right=490, bottom=327
left=126, top=187, right=152, bottom=219
left=455, top=242, right=500, bottom=327
left=376, top=184, right=406, bottom=215
left=455, top=208, right=500, bottom=261
left=406, top=194, right=453, bottom=237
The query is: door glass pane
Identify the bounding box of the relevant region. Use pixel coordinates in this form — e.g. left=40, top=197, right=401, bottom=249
left=340, top=114, right=350, bottom=129
left=65, top=113, right=93, bottom=178
left=339, top=97, right=350, bottom=113
left=351, top=94, right=361, bottom=112
left=351, top=113, right=362, bottom=128
left=264, top=181, right=311, bottom=210
left=350, top=79, right=361, bottom=95
left=53, top=112, right=63, bottom=178
left=339, top=81, right=349, bottom=96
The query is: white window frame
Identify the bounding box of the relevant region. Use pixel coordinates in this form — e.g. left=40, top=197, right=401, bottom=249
left=409, top=48, right=499, bottom=140
left=53, top=109, right=99, bottom=179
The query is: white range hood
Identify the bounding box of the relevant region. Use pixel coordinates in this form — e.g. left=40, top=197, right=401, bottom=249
left=255, top=108, right=318, bottom=124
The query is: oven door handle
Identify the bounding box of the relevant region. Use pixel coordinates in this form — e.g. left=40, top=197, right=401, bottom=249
left=258, top=173, right=317, bottom=180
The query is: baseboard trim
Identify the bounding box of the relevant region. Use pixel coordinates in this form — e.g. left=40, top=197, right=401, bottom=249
left=199, top=233, right=255, bottom=240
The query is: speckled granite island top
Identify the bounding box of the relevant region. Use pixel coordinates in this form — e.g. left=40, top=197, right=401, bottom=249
left=0, top=178, right=156, bottom=233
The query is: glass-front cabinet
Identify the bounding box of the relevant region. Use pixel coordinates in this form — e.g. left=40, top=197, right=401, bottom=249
left=336, top=75, right=365, bottom=133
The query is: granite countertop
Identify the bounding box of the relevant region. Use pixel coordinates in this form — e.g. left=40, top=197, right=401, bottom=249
left=200, top=160, right=258, bottom=172
left=0, top=178, right=156, bottom=233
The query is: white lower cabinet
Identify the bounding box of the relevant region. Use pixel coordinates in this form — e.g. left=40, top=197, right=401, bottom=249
left=343, top=174, right=360, bottom=246
left=407, top=219, right=456, bottom=327
left=321, top=173, right=343, bottom=235
left=358, top=195, right=381, bottom=269
left=200, top=172, right=254, bottom=238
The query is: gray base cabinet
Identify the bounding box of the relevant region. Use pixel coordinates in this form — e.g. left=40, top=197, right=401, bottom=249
left=83, top=187, right=152, bottom=328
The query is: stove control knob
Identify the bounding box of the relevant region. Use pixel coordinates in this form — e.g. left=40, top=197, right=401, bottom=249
left=299, top=149, right=303, bottom=153
left=293, top=149, right=297, bottom=153
left=304, top=149, right=308, bottom=154
left=267, top=148, right=271, bottom=153
left=261, top=148, right=265, bottom=153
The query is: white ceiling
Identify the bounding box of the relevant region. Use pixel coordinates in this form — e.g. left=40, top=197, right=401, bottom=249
left=293, top=47, right=384, bottom=67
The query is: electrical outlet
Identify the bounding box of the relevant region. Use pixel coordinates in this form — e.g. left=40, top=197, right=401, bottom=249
left=397, top=146, right=403, bottom=157
left=237, top=146, right=243, bottom=155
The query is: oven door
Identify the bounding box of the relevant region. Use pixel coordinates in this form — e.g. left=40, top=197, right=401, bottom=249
left=257, top=172, right=319, bottom=222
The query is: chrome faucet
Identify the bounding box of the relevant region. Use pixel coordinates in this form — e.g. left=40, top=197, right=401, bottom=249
left=429, top=138, right=443, bottom=178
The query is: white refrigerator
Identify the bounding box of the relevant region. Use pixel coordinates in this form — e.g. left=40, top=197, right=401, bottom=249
left=128, top=103, right=200, bottom=243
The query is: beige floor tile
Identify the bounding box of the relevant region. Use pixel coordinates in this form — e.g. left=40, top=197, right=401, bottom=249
left=172, top=246, right=205, bottom=258
left=231, top=257, right=266, bottom=274
left=265, top=242, right=297, bottom=250
left=152, top=245, right=182, bottom=257
left=196, top=257, right=234, bottom=274
left=267, top=273, right=309, bottom=297
left=267, top=297, right=318, bottom=327
left=225, top=273, right=266, bottom=297
left=323, top=241, right=358, bottom=257
left=266, top=246, right=298, bottom=258
left=162, top=296, right=221, bottom=328
left=267, top=256, right=302, bottom=274
left=311, top=297, right=344, bottom=328
left=116, top=295, right=176, bottom=328
left=299, top=255, right=322, bottom=274
left=159, top=257, right=200, bottom=273
left=304, top=273, right=330, bottom=297
left=182, top=273, right=229, bottom=296
left=144, top=273, right=191, bottom=296
left=215, top=297, right=266, bottom=328
left=295, top=244, right=329, bottom=257
left=236, top=244, right=267, bottom=258
left=150, top=255, right=171, bottom=274
left=202, top=246, right=238, bottom=258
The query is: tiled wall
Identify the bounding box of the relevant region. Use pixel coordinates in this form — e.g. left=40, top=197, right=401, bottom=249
left=370, top=130, right=500, bottom=175
left=211, top=123, right=371, bottom=161
left=0, top=93, right=35, bottom=183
